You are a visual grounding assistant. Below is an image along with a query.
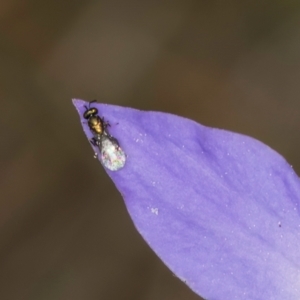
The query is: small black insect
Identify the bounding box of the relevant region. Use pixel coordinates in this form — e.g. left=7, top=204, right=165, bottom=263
left=83, top=100, right=126, bottom=171
left=84, top=100, right=109, bottom=138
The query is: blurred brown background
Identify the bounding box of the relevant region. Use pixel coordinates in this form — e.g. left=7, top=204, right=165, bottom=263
left=1, top=1, right=300, bottom=299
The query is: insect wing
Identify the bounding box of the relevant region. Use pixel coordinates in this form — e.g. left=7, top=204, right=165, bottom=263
left=100, top=136, right=126, bottom=171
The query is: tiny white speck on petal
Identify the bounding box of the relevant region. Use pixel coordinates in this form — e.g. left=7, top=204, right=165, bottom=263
left=151, top=208, right=159, bottom=215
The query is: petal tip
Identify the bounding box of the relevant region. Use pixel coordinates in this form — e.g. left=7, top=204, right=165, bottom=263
left=72, top=98, right=86, bottom=107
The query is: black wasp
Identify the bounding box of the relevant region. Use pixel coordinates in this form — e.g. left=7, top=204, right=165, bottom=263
left=83, top=100, right=126, bottom=171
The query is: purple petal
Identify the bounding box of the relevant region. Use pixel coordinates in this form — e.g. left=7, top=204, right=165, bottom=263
left=73, top=99, right=300, bottom=300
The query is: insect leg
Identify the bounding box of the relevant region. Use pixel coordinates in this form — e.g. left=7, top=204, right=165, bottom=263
left=90, top=137, right=98, bottom=146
